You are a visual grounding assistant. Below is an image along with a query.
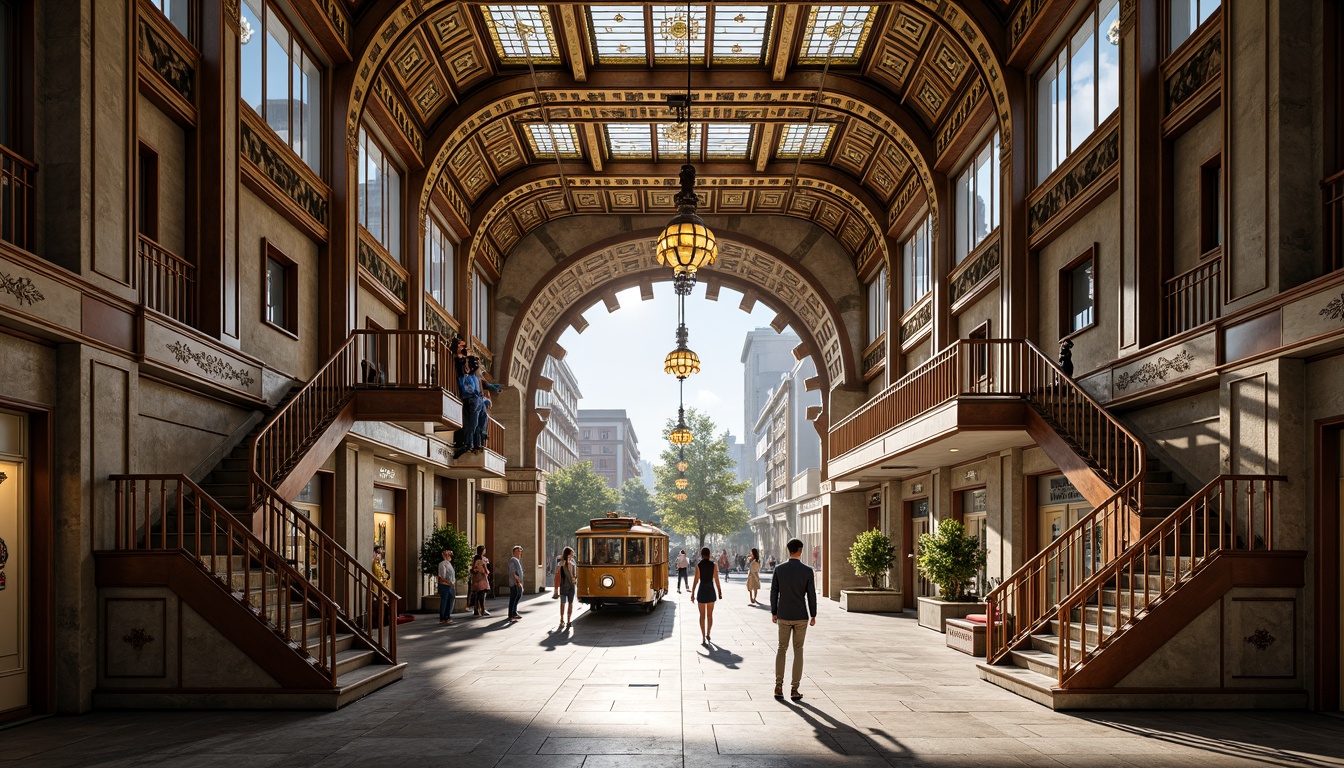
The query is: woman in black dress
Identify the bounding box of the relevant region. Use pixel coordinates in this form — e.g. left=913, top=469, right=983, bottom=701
left=690, top=546, right=722, bottom=644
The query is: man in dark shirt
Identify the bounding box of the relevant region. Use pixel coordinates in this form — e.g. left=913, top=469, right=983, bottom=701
left=771, top=537, right=817, bottom=701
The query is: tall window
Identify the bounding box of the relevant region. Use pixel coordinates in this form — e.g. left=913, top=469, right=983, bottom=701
left=955, top=132, right=1001, bottom=263
left=358, top=128, right=402, bottom=262
left=866, top=266, right=887, bottom=343
left=147, top=0, right=191, bottom=41
left=240, top=0, right=322, bottom=173
left=471, top=270, right=490, bottom=344
left=902, top=215, right=933, bottom=311
left=1036, top=0, right=1120, bottom=181
left=263, top=243, right=298, bottom=335
left=425, top=213, right=455, bottom=312
left=1061, top=249, right=1096, bottom=336
left=0, top=0, right=15, bottom=148
left=1169, top=0, right=1220, bottom=53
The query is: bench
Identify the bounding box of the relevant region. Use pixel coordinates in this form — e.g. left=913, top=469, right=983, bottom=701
left=945, top=614, right=986, bottom=657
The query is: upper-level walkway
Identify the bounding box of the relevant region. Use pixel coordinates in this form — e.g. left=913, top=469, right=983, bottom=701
left=3, top=577, right=1343, bottom=767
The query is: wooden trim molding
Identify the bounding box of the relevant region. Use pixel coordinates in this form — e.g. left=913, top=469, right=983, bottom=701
left=949, top=234, right=1001, bottom=311
left=1027, top=118, right=1121, bottom=248
left=899, top=297, right=933, bottom=349
left=862, top=336, right=886, bottom=382
left=1162, top=18, right=1223, bottom=136
left=357, top=230, right=409, bottom=312
left=135, top=3, right=197, bottom=127
left=238, top=108, right=330, bottom=243
left=934, top=78, right=992, bottom=172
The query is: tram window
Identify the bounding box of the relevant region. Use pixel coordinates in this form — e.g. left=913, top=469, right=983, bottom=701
left=627, top=538, right=646, bottom=565
left=591, top=537, right=623, bottom=565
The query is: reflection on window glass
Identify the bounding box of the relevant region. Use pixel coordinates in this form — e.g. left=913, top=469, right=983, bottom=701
left=239, top=0, right=322, bottom=174
left=1169, top=0, right=1220, bottom=54
left=590, top=537, right=623, bottom=565
left=627, top=538, right=646, bottom=565
left=1035, top=0, right=1119, bottom=181
left=1069, top=258, right=1095, bottom=332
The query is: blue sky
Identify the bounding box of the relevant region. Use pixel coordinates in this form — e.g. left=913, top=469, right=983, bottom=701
left=556, top=281, right=786, bottom=465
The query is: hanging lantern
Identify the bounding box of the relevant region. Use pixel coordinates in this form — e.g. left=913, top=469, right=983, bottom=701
left=675, top=472, right=688, bottom=490
left=669, top=424, right=694, bottom=445
left=655, top=165, right=718, bottom=274
left=664, top=324, right=701, bottom=378
left=674, top=492, right=688, bottom=502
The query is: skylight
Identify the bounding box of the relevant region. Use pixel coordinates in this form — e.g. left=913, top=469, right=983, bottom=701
left=798, top=5, right=878, bottom=64
left=524, top=124, right=582, bottom=159
left=588, top=6, right=646, bottom=63
left=587, top=5, right=772, bottom=65
left=777, top=124, right=837, bottom=159
left=481, top=5, right=561, bottom=65
left=711, top=6, right=773, bottom=64
left=602, top=123, right=756, bottom=161
left=704, top=124, right=754, bottom=158
left=657, top=123, right=704, bottom=158
left=605, top=124, right=655, bottom=158
left=651, top=5, right=708, bottom=64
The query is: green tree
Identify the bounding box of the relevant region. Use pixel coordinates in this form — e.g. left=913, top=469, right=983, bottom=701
left=653, top=408, right=750, bottom=547
left=848, top=528, right=897, bottom=589
left=545, top=461, right=619, bottom=555
left=915, top=519, right=987, bottom=601
left=419, top=524, right=473, bottom=587
left=618, top=477, right=658, bottom=527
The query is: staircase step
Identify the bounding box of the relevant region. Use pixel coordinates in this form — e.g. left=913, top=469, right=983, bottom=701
left=335, top=662, right=407, bottom=708
left=1010, top=647, right=1061, bottom=677
left=976, top=662, right=1058, bottom=709
left=218, top=457, right=251, bottom=472
left=1100, top=587, right=1155, bottom=610
left=308, top=632, right=355, bottom=655
left=206, top=469, right=251, bottom=485
left=1143, top=481, right=1185, bottom=495
left=334, top=648, right=377, bottom=677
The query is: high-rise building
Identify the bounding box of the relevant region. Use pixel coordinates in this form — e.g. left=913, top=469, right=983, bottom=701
left=535, top=356, right=582, bottom=475
left=577, top=410, right=641, bottom=489
left=748, top=357, right=822, bottom=560
left=740, top=329, right=801, bottom=513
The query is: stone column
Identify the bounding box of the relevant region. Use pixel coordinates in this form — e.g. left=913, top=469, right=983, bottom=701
left=999, top=447, right=1027, bottom=574
left=825, top=490, right=867, bottom=598
left=493, top=468, right=547, bottom=593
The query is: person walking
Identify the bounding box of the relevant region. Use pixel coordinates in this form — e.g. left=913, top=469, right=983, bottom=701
left=691, top=547, right=723, bottom=644
left=675, top=549, right=690, bottom=594
left=718, top=549, right=731, bottom=582
left=507, top=545, right=525, bottom=621
left=771, top=538, right=817, bottom=701
left=746, top=547, right=762, bottom=605
left=470, top=546, right=492, bottom=617
left=553, top=546, right=577, bottom=629
left=437, top=549, right=456, bottom=625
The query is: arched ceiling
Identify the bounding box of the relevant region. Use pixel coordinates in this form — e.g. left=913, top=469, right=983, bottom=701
left=345, top=2, right=1012, bottom=274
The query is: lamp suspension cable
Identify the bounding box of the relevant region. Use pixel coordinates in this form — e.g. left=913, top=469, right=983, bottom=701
left=785, top=16, right=850, bottom=210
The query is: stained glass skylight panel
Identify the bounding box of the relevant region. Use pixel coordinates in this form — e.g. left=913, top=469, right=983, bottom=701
left=798, top=5, right=877, bottom=64
left=587, top=6, right=646, bottom=63
left=481, top=5, right=560, bottom=65
left=777, top=124, right=837, bottom=159
left=704, top=124, right=754, bottom=158
left=657, top=123, right=704, bottom=158
left=605, top=124, right=654, bottom=158
left=711, top=6, right=773, bottom=64
left=651, top=5, right=708, bottom=64
left=524, top=124, right=582, bottom=159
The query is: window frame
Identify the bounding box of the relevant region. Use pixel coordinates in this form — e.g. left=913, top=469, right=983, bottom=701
left=1198, top=153, right=1223, bottom=257
left=261, top=238, right=298, bottom=338
left=357, top=126, right=404, bottom=263
left=1059, top=245, right=1099, bottom=339
left=865, top=265, right=887, bottom=345
left=239, top=0, right=323, bottom=175
left=146, top=0, right=193, bottom=45
left=901, top=213, right=933, bottom=312
left=954, top=131, right=1002, bottom=263
left=1034, top=0, right=1121, bottom=183
left=471, top=268, right=491, bottom=346
left=137, top=141, right=161, bottom=241
left=424, top=209, right=456, bottom=315
left=1167, top=0, right=1221, bottom=56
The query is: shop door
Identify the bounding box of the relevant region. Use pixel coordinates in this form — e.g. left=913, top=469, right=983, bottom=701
left=0, top=428, right=27, bottom=715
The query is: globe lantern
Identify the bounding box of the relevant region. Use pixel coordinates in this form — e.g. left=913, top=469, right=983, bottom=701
left=655, top=167, right=718, bottom=275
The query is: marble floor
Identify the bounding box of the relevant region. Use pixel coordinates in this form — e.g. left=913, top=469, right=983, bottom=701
left=4, top=575, right=1344, bottom=767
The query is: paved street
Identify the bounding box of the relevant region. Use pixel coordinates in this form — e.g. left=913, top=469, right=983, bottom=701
left=3, top=575, right=1344, bottom=767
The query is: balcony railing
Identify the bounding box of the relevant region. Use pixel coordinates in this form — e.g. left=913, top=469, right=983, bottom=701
left=0, top=144, right=35, bottom=253
left=1326, top=169, right=1344, bottom=274
left=1162, top=256, right=1220, bottom=337
left=137, top=234, right=197, bottom=327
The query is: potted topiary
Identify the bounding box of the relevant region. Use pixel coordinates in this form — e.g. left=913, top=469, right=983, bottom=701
left=418, top=524, right=473, bottom=614
left=914, top=519, right=988, bottom=632
left=840, top=528, right=903, bottom=613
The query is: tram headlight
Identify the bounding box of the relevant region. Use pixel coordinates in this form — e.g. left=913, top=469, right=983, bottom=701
left=600, top=575, right=615, bottom=589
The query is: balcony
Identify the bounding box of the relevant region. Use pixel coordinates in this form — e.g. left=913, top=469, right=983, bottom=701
left=348, top=330, right=464, bottom=429
left=0, top=144, right=35, bottom=253
left=1163, top=254, right=1220, bottom=338
left=442, top=416, right=507, bottom=478
left=137, top=234, right=197, bottom=327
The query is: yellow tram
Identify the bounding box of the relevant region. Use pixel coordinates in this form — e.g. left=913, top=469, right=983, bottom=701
left=576, top=514, right=669, bottom=612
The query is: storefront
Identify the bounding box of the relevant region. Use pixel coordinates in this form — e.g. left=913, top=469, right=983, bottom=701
left=797, top=497, right=823, bottom=576
left=0, top=408, right=30, bottom=719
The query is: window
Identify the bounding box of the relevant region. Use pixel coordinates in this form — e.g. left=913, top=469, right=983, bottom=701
left=471, top=269, right=490, bottom=343
left=240, top=0, right=322, bottom=173
left=777, top=124, right=836, bottom=159
left=358, top=128, right=402, bottom=262
left=1060, top=248, right=1097, bottom=336
left=263, top=242, right=297, bottom=335
left=601, top=445, right=613, bottom=454
left=600, top=430, right=610, bottom=440
left=1036, top=0, right=1120, bottom=181
left=901, top=215, right=933, bottom=311
left=0, top=0, right=18, bottom=148
left=581, top=445, right=591, bottom=454
left=866, top=266, right=887, bottom=343
left=955, top=132, right=1002, bottom=262
left=147, top=0, right=191, bottom=41
left=137, top=143, right=160, bottom=240
left=1169, top=0, right=1219, bottom=53
left=424, top=212, right=455, bottom=312
left=582, top=430, right=591, bottom=440
left=1199, top=156, right=1222, bottom=254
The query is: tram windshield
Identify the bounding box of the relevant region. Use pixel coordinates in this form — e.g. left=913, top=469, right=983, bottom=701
left=584, top=537, right=623, bottom=565
left=627, top=538, right=645, bottom=565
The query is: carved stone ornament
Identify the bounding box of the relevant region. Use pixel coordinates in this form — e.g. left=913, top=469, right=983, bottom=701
left=165, top=341, right=257, bottom=388
left=0, top=271, right=45, bottom=306
left=1114, top=350, right=1194, bottom=391
left=965, top=469, right=980, bottom=482
left=1320, top=292, right=1344, bottom=321
left=1119, top=0, right=1138, bottom=35
left=1244, top=628, right=1275, bottom=651
left=123, top=627, right=156, bottom=652
left=0, top=535, right=7, bottom=592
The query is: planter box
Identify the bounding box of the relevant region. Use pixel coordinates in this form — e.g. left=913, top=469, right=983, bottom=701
left=945, top=617, right=986, bottom=656
left=839, top=589, right=904, bottom=613
left=420, top=593, right=470, bottom=614
left=917, top=596, right=986, bottom=633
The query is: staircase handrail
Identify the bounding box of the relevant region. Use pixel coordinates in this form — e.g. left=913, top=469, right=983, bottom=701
left=109, top=474, right=343, bottom=685
left=1054, top=474, right=1285, bottom=685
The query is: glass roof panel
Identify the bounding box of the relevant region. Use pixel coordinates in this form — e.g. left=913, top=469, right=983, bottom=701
left=704, top=124, right=754, bottom=158
left=524, top=124, right=582, bottom=159
left=657, top=123, right=704, bottom=158
left=481, top=5, right=561, bottom=64
left=777, top=124, right=837, bottom=159
left=711, top=5, right=773, bottom=64
left=587, top=6, right=647, bottom=63
left=798, top=5, right=878, bottom=65
left=605, top=123, right=655, bottom=158
left=651, top=5, right=708, bottom=64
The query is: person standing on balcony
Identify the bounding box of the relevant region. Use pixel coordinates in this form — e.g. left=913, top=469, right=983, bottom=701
left=507, top=545, right=525, bottom=622
left=437, top=549, right=456, bottom=625
left=454, top=355, right=483, bottom=459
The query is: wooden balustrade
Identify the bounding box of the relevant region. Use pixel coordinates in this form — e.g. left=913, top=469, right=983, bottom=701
left=1326, top=169, right=1344, bottom=274
left=136, top=234, right=198, bottom=327
left=1054, top=475, right=1283, bottom=685
left=487, top=415, right=505, bottom=453
left=1163, top=256, right=1221, bottom=337
left=829, top=344, right=960, bottom=458
left=111, top=475, right=342, bottom=685
left=0, top=144, right=35, bottom=253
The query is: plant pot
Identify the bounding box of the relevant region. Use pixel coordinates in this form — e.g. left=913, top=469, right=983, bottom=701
left=916, top=596, right=986, bottom=633
left=839, top=588, right=904, bottom=613
left=420, top=592, right=470, bottom=614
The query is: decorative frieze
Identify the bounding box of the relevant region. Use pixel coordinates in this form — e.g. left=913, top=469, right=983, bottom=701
left=900, top=301, right=932, bottom=344
left=1320, top=292, right=1344, bottom=321
left=1028, top=128, right=1119, bottom=234
left=1009, top=0, right=1048, bottom=51
left=240, top=119, right=329, bottom=228
left=949, top=239, right=1000, bottom=305
left=137, top=18, right=193, bottom=103
left=936, top=76, right=987, bottom=156
left=373, top=76, right=423, bottom=157
left=0, top=270, right=45, bottom=306
left=1114, top=350, right=1194, bottom=391
left=1167, top=33, right=1222, bottom=110
left=165, top=341, right=257, bottom=388
left=319, top=0, right=352, bottom=51
left=891, top=174, right=922, bottom=228
left=424, top=304, right=453, bottom=336
left=863, top=338, right=886, bottom=376
left=357, top=239, right=408, bottom=305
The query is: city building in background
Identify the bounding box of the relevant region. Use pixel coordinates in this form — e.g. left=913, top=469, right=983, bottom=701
left=577, top=410, right=641, bottom=489
left=748, top=357, right=822, bottom=562
left=535, top=356, right=583, bottom=475
left=739, top=329, right=800, bottom=517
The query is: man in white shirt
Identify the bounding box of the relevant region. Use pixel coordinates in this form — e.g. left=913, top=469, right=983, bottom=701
left=675, top=549, right=690, bottom=593
left=437, top=549, right=456, bottom=625
left=507, top=545, right=525, bottom=621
